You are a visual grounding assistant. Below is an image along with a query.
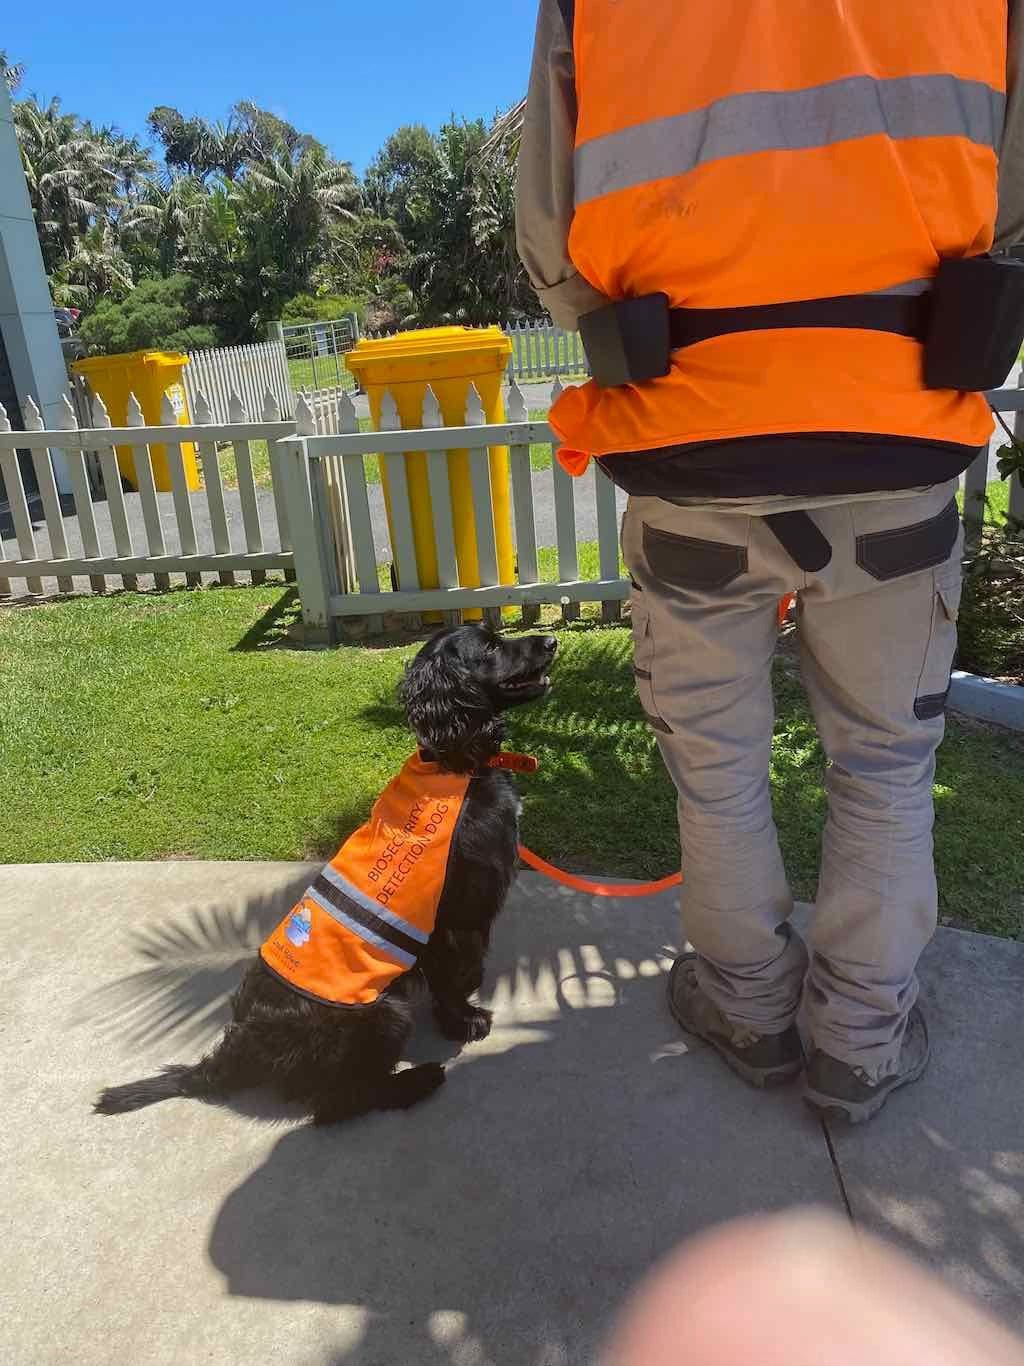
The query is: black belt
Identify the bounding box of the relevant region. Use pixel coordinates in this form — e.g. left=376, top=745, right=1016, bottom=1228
left=667, top=292, right=928, bottom=573
left=580, top=290, right=931, bottom=390
left=668, top=292, right=930, bottom=351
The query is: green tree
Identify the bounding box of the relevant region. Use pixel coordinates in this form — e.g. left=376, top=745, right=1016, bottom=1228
left=51, top=220, right=133, bottom=309
left=182, top=150, right=360, bottom=340
left=146, top=106, right=219, bottom=180
left=364, top=124, right=438, bottom=238
left=234, top=101, right=325, bottom=163
left=1, top=50, right=24, bottom=92
left=119, top=174, right=207, bottom=278
left=12, top=96, right=117, bottom=278
left=471, top=156, right=538, bottom=320
left=77, top=273, right=217, bottom=354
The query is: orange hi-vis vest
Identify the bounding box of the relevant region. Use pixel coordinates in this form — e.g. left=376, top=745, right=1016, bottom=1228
left=261, top=754, right=471, bottom=1006
left=551, top=0, right=1005, bottom=475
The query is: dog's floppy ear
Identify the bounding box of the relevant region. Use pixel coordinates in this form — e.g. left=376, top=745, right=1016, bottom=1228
left=399, top=642, right=499, bottom=771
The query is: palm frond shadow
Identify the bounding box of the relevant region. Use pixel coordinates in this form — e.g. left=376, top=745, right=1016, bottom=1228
left=76, top=879, right=309, bottom=1054
left=74, top=864, right=677, bottom=1069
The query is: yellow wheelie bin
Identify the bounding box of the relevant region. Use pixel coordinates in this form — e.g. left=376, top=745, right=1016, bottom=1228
left=72, top=350, right=201, bottom=492
left=346, top=327, right=516, bottom=621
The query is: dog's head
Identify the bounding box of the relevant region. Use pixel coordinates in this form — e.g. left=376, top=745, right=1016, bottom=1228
left=399, top=625, right=558, bottom=772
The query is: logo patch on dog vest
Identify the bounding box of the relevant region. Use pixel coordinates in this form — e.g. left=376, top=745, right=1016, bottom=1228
left=285, top=906, right=313, bottom=948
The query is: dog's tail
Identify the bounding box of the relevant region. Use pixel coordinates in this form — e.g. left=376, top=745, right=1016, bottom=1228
left=94, top=1063, right=210, bottom=1115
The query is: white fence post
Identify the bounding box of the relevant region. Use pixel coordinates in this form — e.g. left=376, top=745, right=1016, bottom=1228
left=92, top=394, right=139, bottom=593
left=57, top=393, right=106, bottom=594
left=24, top=395, right=73, bottom=594
left=277, top=433, right=334, bottom=643
left=501, top=319, right=590, bottom=382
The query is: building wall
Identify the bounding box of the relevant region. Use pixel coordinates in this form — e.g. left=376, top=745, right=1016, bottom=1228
left=0, top=79, right=70, bottom=491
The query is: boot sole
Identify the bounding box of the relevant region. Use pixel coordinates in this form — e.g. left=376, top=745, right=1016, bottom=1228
left=803, top=1049, right=931, bottom=1125
left=667, top=960, right=803, bottom=1090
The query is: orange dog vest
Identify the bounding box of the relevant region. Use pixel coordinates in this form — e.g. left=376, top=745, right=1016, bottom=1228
left=261, top=754, right=472, bottom=1006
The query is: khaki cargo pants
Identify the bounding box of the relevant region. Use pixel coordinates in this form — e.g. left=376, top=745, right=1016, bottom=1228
left=621, top=481, right=963, bottom=1072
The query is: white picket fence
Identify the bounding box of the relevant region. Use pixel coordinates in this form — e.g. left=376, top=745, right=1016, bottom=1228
left=184, top=339, right=295, bottom=425
left=0, top=387, right=296, bottom=597
left=505, top=319, right=590, bottom=382
left=292, top=378, right=625, bottom=637
left=3, top=373, right=1023, bottom=642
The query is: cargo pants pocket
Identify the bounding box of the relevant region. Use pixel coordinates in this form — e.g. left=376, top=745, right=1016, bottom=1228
left=914, top=567, right=962, bottom=720
left=643, top=522, right=748, bottom=591
left=629, top=587, right=672, bottom=734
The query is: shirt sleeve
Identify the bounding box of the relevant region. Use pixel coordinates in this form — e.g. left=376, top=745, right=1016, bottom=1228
left=996, top=0, right=1024, bottom=248
left=515, top=0, right=610, bottom=330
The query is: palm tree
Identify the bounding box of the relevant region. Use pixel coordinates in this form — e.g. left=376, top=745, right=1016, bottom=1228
left=1, top=50, right=24, bottom=92
left=477, top=99, right=527, bottom=170
left=244, top=148, right=361, bottom=279
left=12, top=96, right=116, bottom=276
left=104, top=131, right=157, bottom=202
left=120, top=174, right=208, bottom=276
left=52, top=220, right=133, bottom=308
left=472, top=157, right=534, bottom=318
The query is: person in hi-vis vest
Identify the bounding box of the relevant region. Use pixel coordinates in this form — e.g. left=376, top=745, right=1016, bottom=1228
left=517, top=0, right=1024, bottom=1122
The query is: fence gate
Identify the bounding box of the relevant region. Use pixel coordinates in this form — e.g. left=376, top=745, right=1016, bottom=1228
left=281, top=316, right=360, bottom=394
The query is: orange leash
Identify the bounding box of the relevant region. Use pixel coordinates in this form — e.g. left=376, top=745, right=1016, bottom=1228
left=510, top=592, right=792, bottom=901
left=518, top=843, right=682, bottom=898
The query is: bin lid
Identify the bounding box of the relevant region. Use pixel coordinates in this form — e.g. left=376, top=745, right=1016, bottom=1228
left=72, top=350, right=190, bottom=374
left=347, top=326, right=511, bottom=378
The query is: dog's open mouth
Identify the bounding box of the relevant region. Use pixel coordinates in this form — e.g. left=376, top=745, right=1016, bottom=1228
left=504, top=671, right=552, bottom=693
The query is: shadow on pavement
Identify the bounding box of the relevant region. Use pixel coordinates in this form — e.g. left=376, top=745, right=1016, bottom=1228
left=198, top=879, right=827, bottom=1365
left=78, top=878, right=310, bottom=1055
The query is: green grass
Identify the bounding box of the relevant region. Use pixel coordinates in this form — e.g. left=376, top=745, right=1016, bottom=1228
left=217, top=439, right=272, bottom=490
left=1, top=586, right=1022, bottom=939
left=958, top=478, right=1009, bottom=524
left=287, top=353, right=356, bottom=394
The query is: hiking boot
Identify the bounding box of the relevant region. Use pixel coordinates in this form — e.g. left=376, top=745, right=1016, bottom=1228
left=667, top=953, right=803, bottom=1089
left=803, top=1005, right=931, bottom=1125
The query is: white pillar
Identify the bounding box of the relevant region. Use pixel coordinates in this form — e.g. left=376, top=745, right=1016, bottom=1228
left=0, top=81, right=71, bottom=492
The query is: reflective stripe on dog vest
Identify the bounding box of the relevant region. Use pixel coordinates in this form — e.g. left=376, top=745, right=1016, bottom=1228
left=551, top=0, right=1004, bottom=471
left=261, top=754, right=471, bottom=1006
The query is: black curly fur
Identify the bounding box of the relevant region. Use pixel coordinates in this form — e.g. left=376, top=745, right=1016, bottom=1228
left=95, top=624, right=557, bottom=1127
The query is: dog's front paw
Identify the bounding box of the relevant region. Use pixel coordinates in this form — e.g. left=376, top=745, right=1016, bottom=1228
left=437, top=1004, right=493, bottom=1044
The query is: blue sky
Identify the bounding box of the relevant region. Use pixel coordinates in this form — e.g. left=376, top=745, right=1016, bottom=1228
left=4, top=1, right=537, bottom=173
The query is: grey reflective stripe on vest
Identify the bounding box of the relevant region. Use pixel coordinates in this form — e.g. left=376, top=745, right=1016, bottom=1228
left=319, top=861, right=430, bottom=944
left=305, top=883, right=419, bottom=967
left=575, top=74, right=1005, bottom=205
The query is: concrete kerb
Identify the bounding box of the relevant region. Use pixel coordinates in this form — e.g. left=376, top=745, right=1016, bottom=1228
left=949, top=670, right=1024, bottom=730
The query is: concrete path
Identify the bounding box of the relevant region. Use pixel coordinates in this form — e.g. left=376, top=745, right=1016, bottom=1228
left=2, top=862, right=1021, bottom=1364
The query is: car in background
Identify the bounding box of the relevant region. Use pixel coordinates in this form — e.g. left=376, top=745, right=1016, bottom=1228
left=55, top=307, right=86, bottom=362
